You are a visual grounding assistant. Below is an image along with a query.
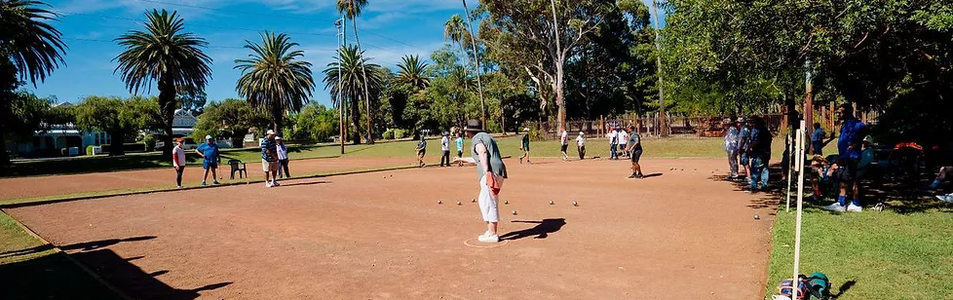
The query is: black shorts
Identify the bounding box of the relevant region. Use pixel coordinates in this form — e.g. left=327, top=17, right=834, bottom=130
left=561, top=145, right=568, bottom=152
left=836, top=158, right=858, bottom=182
left=418, top=150, right=425, bottom=156
left=631, top=148, right=643, bottom=163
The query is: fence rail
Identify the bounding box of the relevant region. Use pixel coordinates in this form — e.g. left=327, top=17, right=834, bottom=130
left=525, top=114, right=786, bottom=140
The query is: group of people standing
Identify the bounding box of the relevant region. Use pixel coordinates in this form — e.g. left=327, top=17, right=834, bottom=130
left=417, top=131, right=466, bottom=168
left=171, top=129, right=291, bottom=189
left=606, top=127, right=631, bottom=160
left=724, top=116, right=773, bottom=193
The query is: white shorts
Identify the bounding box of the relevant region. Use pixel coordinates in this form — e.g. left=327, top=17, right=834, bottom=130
left=262, top=160, right=278, bottom=173
left=478, top=174, right=505, bottom=223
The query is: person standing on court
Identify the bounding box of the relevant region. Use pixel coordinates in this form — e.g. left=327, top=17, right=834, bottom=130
left=440, top=131, right=451, bottom=167
left=196, top=135, right=220, bottom=186
left=625, top=126, right=644, bottom=178
left=560, top=129, right=570, bottom=161
left=260, top=130, right=280, bottom=187
left=276, top=136, right=291, bottom=178
left=455, top=133, right=465, bottom=166
left=746, top=117, right=772, bottom=193
left=725, top=118, right=742, bottom=179
left=609, top=127, right=619, bottom=160
left=619, top=127, right=629, bottom=159
left=823, top=104, right=868, bottom=213
left=172, top=138, right=187, bottom=188
left=576, top=132, right=586, bottom=160
left=519, top=127, right=531, bottom=164
left=739, top=118, right=753, bottom=180
left=415, top=134, right=427, bottom=168
left=453, top=120, right=508, bottom=243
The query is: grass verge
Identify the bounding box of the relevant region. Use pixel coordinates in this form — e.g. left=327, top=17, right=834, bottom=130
left=765, top=204, right=953, bottom=299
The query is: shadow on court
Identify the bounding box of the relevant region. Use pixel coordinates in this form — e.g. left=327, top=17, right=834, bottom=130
left=500, top=218, right=566, bottom=241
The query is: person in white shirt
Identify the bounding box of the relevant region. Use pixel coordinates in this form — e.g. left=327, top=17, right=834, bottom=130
left=440, top=131, right=451, bottom=167
left=172, top=138, right=187, bottom=188
left=619, top=128, right=629, bottom=158
left=576, top=132, right=586, bottom=160
left=276, top=136, right=291, bottom=178
left=609, top=128, right=620, bottom=160
left=560, top=130, right=570, bottom=161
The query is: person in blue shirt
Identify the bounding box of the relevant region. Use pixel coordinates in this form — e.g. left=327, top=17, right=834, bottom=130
left=415, top=134, right=427, bottom=168
left=738, top=118, right=753, bottom=181
left=823, top=104, right=867, bottom=213
left=746, top=117, right=772, bottom=193
left=195, top=135, right=220, bottom=186
left=260, top=130, right=280, bottom=187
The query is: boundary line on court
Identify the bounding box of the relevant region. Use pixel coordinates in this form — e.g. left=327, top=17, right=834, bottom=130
left=1, top=164, right=419, bottom=209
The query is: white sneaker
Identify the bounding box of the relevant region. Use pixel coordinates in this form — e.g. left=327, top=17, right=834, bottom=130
left=847, top=203, right=863, bottom=212
left=477, top=234, right=499, bottom=243
left=265, top=182, right=273, bottom=188
left=822, top=202, right=846, bottom=212
left=936, top=194, right=953, bottom=203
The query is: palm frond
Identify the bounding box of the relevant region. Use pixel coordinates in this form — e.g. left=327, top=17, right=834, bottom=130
left=0, top=0, right=68, bottom=86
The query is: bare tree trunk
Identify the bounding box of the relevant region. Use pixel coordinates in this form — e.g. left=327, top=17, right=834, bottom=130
left=353, top=19, right=374, bottom=144
left=108, top=132, right=126, bottom=156
left=351, top=94, right=362, bottom=145
left=158, top=75, right=175, bottom=156
left=461, top=0, right=487, bottom=131
left=272, top=102, right=283, bottom=136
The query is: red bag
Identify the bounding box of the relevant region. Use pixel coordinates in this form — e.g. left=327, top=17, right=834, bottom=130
left=486, top=173, right=501, bottom=196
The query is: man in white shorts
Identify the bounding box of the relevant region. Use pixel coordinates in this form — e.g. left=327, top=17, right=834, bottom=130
left=454, top=119, right=508, bottom=243
left=260, top=130, right=280, bottom=187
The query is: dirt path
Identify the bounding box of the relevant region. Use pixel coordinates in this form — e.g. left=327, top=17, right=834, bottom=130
left=9, top=158, right=777, bottom=299
left=0, top=157, right=417, bottom=201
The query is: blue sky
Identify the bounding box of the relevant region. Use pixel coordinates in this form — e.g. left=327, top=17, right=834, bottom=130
left=29, top=0, right=659, bottom=107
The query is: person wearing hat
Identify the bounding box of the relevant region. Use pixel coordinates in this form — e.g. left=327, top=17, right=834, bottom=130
left=172, top=138, right=187, bottom=188
left=415, top=134, right=427, bottom=168
left=519, top=127, right=531, bottom=164
left=560, top=129, right=570, bottom=161
left=276, top=136, right=291, bottom=178
left=453, top=120, right=508, bottom=243
left=576, top=132, right=586, bottom=160
left=260, top=129, right=280, bottom=187
left=746, top=116, right=772, bottom=192
left=625, top=125, right=644, bottom=178
left=195, top=135, right=221, bottom=186
left=440, top=131, right=451, bottom=167
left=725, top=117, right=743, bottom=179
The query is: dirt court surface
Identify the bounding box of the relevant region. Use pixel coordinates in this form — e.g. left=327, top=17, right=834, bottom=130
left=0, top=157, right=415, bottom=201
left=9, top=158, right=777, bottom=299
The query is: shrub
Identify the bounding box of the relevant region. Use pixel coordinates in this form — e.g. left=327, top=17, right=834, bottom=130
left=142, top=134, right=156, bottom=151
left=382, top=129, right=396, bottom=140
left=85, top=145, right=94, bottom=156
left=394, top=129, right=408, bottom=139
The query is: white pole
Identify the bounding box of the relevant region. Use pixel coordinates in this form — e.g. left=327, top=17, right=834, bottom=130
left=785, top=134, right=793, bottom=212
left=792, top=120, right=807, bottom=300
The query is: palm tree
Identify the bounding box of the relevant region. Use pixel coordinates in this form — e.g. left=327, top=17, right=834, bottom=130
left=396, top=55, right=429, bottom=91
left=444, top=15, right=469, bottom=49
left=0, top=0, right=67, bottom=165
left=460, top=0, right=487, bottom=131
left=336, top=0, right=374, bottom=143
left=323, top=45, right=383, bottom=144
left=114, top=9, right=212, bottom=156
left=235, top=32, right=314, bottom=135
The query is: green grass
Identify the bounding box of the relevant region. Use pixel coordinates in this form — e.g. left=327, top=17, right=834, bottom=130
left=766, top=205, right=953, bottom=299
left=0, top=210, right=122, bottom=299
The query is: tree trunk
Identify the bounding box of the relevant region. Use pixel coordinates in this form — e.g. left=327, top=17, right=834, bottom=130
left=351, top=94, right=362, bottom=144
left=157, top=75, right=176, bottom=156
left=353, top=19, right=374, bottom=144
left=0, top=120, right=8, bottom=165
left=272, top=102, right=283, bottom=136
left=231, top=134, right=244, bottom=148
left=462, top=0, right=487, bottom=131
left=109, top=132, right=126, bottom=156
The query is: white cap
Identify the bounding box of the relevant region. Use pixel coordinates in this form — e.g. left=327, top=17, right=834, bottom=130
left=205, top=135, right=212, bottom=140
left=275, top=136, right=282, bottom=140
left=266, top=129, right=276, bottom=135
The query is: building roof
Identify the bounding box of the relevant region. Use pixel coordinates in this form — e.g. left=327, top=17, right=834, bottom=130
left=172, top=109, right=198, bottom=128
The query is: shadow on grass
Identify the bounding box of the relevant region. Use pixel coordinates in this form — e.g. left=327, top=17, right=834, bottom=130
left=832, top=280, right=856, bottom=299
left=500, top=218, right=566, bottom=241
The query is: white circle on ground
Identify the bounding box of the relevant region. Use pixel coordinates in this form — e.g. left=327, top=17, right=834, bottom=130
left=463, top=238, right=509, bottom=248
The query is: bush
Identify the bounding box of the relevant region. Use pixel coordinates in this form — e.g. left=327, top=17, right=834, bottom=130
left=394, top=129, right=408, bottom=139
left=528, top=127, right=546, bottom=141
left=85, top=145, right=94, bottom=156
left=382, top=129, right=396, bottom=140
left=142, top=134, right=156, bottom=151
left=60, top=148, right=67, bottom=156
